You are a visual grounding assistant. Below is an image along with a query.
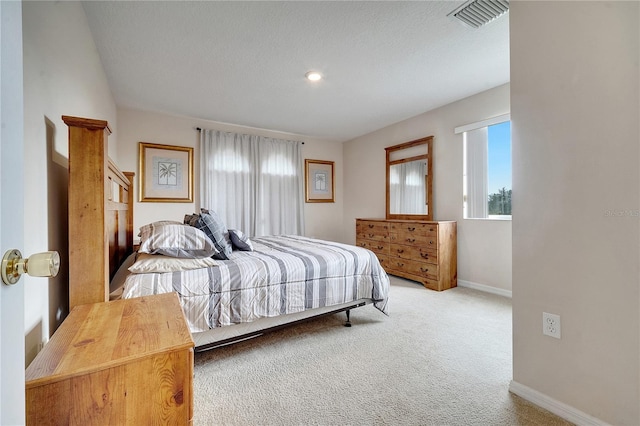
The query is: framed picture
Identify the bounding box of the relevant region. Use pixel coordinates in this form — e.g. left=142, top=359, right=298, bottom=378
left=139, top=142, right=193, bottom=202
left=305, top=159, right=335, bottom=203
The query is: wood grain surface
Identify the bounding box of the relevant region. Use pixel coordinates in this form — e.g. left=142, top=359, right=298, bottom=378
left=25, top=293, right=194, bottom=425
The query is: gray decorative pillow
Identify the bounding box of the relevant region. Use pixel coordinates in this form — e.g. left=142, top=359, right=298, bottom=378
left=229, top=229, right=254, bottom=251
left=138, top=221, right=218, bottom=259
left=186, top=209, right=233, bottom=260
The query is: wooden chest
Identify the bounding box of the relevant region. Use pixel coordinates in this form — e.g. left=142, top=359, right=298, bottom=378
left=25, top=293, right=194, bottom=425
left=356, top=218, right=457, bottom=291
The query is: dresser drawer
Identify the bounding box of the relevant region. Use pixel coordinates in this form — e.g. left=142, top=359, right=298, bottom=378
left=356, top=220, right=389, bottom=235
left=389, top=243, right=413, bottom=260
left=389, top=222, right=438, bottom=237
left=411, top=247, right=438, bottom=264
left=389, top=244, right=438, bottom=264
left=356, top=239, right=389, bottom=256
left=386, top=258, right=438, bottom=279
left=357, top=230, right=389, bottom=242
left=390, top=233, right=437, bottom=248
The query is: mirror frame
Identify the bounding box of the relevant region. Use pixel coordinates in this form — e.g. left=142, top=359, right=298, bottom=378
left=385, top=136, right=433, bottom=221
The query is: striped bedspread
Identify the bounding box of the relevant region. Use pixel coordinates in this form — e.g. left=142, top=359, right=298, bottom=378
left=123, top=235, right=389, bottom=332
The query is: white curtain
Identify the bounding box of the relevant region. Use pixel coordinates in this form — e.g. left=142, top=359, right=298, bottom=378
left=389, top=160, right=427, bottom=215
left=200, top=129, right=305, bottom=237
left=464, top=127, right=488, bottom=218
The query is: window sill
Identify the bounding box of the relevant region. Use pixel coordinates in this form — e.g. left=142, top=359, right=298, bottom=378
left=464, top=215, right=512, bottom=221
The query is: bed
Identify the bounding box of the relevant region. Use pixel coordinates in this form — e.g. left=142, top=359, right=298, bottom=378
left=64, top=115, right=389, bottom=351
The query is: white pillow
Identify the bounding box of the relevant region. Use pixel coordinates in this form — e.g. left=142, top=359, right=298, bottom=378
left=129, top=253, right=219, bottom=274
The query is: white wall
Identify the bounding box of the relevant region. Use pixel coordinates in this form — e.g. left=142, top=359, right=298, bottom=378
left=22, top=1, right=117, bottom=365
left=1, top=1, right=26, bottom=422
left=511, top=2, right=639, bottom=424
left=344, top=83, right=512, bottom=292
left=116, top=108, right=344, bottom=242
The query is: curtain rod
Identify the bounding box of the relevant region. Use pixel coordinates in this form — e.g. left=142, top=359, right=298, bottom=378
left=195, top=127, right=304, bottom=144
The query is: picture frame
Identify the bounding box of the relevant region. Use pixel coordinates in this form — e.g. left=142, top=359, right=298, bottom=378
left=139, top=142, right=194, bottom=202
left=305, top=159, right=335, bottom=203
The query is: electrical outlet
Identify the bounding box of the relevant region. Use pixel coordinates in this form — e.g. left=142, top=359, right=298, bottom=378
left=543, top=312, right=561, bottom=339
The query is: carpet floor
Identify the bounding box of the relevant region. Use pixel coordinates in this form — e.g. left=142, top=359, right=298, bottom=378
left=193, top=277, right=573, bottom=425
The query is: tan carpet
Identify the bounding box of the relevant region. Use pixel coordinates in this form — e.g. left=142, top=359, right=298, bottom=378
left=193, top=277, right=573, bottom=425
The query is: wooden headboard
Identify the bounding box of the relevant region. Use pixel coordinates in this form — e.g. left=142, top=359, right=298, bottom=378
left=63, top=115, right=135, bottom=311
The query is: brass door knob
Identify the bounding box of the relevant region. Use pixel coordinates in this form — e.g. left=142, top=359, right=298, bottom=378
left=2, top=250, right=60, bottom=285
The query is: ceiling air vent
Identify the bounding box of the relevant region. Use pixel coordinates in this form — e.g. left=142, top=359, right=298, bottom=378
left=448, top=0, right=509, bottom=29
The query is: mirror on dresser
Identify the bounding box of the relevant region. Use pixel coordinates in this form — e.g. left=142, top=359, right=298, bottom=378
left=385, top=136, right=433, bottom=221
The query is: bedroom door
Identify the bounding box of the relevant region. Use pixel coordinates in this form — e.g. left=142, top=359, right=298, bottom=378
left=0, top=1, right=26, bottom=424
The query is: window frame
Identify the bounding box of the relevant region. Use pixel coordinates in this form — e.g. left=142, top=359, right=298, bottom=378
left=455, top=113, right=511, bottom=221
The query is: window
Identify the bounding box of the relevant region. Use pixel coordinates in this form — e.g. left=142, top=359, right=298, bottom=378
left=200, top=130, right=305, bottom=237
left=456, top=114, right=511, bottom=219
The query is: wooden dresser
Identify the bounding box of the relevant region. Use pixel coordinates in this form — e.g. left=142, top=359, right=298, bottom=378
left=356, top=218, right=457, bottom=291
left=25, top=292, right=194, bottom=425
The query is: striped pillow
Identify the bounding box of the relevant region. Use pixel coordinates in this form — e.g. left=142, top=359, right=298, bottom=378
left=138, top=221, right=218, bottom=259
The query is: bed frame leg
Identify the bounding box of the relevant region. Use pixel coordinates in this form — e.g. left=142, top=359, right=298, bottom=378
left=344, top=309, right=352, bottom=327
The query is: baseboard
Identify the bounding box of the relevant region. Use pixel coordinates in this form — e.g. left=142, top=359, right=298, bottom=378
left=458, top=279, right=512, bottom=298
left=509, top=381, right=609, bottom=426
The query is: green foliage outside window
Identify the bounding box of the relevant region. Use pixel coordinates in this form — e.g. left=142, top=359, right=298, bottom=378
left=488, top=187, right=511, bottom=215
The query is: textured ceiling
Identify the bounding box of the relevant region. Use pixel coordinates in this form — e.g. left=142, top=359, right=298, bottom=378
left=82, top=1, right=509, bottom=142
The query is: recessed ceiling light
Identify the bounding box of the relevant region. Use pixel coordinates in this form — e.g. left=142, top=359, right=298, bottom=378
left=305, top=71, right=322, bottom=81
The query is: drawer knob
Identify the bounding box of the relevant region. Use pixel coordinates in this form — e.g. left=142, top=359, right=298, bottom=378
left=421, top=267, right=429, bottom=273
left=421, top=253, right=429, bottom=259
left=377, top=246, right=384, bottom=250
left=368, top=233, right=374, bottom=238
left=407, top=238, right=415, bottom=243
left=397, top=249, right=404, bottom=254
left=407, top=227, right=415, bottom=231
left=368, top=224, right=374, bottom=228
left=429, top=241, right=434, bottom=245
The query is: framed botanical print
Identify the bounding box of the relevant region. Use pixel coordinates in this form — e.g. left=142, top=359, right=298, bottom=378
left=305, top=159, right=335, bottom=203
left=139, top=142, right=193, bottom=202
